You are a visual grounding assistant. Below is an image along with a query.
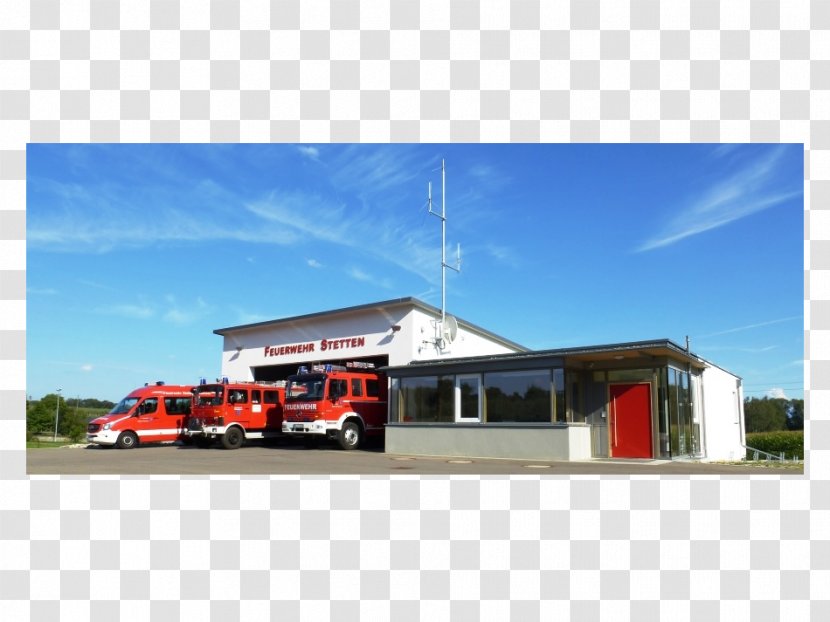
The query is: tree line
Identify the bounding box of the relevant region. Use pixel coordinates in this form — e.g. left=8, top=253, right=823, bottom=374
left=26, top=394, right=115, bottom=442
left=744, top=396, right=803, bottom=433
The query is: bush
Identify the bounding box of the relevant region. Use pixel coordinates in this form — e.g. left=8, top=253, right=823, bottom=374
left=745, top=431, right=804, bottom=460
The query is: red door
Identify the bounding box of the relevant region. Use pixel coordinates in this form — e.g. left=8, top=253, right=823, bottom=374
left=609, top=383, right=653, bottom=458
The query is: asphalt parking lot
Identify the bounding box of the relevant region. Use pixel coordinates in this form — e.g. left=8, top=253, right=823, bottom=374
left=26, top=439, right=803, bottom=476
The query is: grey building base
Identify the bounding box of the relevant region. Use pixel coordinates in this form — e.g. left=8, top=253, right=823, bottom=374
left=384, top=423, right=592, bottom=461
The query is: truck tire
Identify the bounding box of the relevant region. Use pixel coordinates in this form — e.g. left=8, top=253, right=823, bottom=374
left=116, top=431, right=138, bottom=449
left=337, top=421, right=361, bottom=451
left=221, top=427, right=244, bottom=450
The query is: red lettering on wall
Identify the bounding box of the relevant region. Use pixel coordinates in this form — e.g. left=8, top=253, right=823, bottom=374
left=264, top=335, right=366, bottom=358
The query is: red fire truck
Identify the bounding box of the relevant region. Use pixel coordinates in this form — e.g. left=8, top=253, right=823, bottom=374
left=281, top=362, right=388, bottom=450
left=86, top=382, right=194, bottom=449
left=185, top=380, right=285, bottom=449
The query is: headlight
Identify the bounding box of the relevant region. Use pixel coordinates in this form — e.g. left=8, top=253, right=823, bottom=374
left=103, top=423, right=112, bottom=430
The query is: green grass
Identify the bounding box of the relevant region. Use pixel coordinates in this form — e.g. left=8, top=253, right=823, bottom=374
left=712, top=460, right=804, bottom=470
left=26, top=438, right=83, bottom=448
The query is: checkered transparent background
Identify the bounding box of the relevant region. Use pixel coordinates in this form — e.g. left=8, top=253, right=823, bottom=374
left=1, top=1, right=828, bottom=620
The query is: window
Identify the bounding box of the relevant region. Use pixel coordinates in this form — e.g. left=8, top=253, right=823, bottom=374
left=457, top=375, right=481, bottom=422
left=484, top=370, right=551, bottom=423
left=228, top=390, right=248, bottom=404
left=400, top=376, right=454, bottom=423
left=164, top=397, right=191, bottom=415
left=194, top=386, right=223, bottom=406
left=264, top=390, right=280, bottom=404
left=329, top=379, right=348, bottom=399
left=366, top=379, right=380, bottom=398
left=554, top=369, right=565, bottom=422
left=251, top=390, right=261, bottom=404
left=351, top=378, right=363, bottom=397
left=140, top=398, right=158, bottom=415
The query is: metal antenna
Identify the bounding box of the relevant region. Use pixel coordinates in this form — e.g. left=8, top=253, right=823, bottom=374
left=428, top=159, right=461, bottom=341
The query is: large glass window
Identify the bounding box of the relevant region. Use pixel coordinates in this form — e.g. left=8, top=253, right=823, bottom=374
left=164, top=397, right=191, bottom=415
left=484, top=370, right=552, bottom=423
left=566, top=374, right=579, bottom=422
left=457, top=375, right=481, bottom=422
left=664, top=366, right=700, bottom=458
left=400, top=376, right=454, bottom=423
left=554, top=369, right=565, bottom=422
left=657, top=369, right=671, bottom=459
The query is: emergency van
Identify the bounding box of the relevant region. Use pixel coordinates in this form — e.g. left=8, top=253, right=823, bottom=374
left=86, top=383, right=194, bottom=449
left=281, top=362, right=388, bottom=450
left=186, top=380, right=285, bottom=449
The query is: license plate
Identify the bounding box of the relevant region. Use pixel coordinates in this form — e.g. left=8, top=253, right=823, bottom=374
left=293, top=425, right=304, bottom=432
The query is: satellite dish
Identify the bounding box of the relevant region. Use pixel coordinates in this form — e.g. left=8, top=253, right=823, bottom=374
left=442, top=315, right=458, bottom=345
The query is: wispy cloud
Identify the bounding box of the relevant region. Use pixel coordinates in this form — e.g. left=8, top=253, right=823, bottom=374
left=27, top=165, right=300, bottom=252
left=95, top=296, right=211, bottom=325
left=348, top=267, right=372, bottom=282
left=347, top=267, right=393, bottom=288
left=696, top=315, right=801, bottom=339
left=297, top=145, right=320, bottom=160
left=162, top=296, right=211, bottom=325
left=26, top=145, right=474, bottom=287
left=636, top=146, right=802, bottom=252
left=228, top=306, right=272, bottom=325
left=96, top=303, right=155, bottom=320
left=27, top=287, right=58, bottom=295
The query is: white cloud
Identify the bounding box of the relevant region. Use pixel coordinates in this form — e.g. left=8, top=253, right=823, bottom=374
left=696, top=315, right=801, bottom=339
left=297, top=145, right=320, bottom=160
left=163, top=296, right=210, bottom=325
left=97, top=303, right=155, bottom=320
left=307, top=258, right=323, bottom=268
left=636, top=146, right=801, bottom=252
left=80, top=364, right=93, bottom=372
left=348, top=267, right=372, bottom=282
left=766, top=387, right=789, bottom=399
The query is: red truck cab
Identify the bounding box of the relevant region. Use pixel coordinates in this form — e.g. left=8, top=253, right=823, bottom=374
left=281, top=363, right=388, bottom=450
left=186, top=380, right=285, bottom=449
left=86, top=383, right=194, bottom=449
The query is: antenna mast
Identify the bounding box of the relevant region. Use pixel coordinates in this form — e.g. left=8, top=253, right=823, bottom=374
left=428, top=159, right=461, bottom=336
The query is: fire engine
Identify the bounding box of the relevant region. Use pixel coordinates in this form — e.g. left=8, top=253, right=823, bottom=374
left=281, top=362, right=387, bottom=450
left=185, top=379, right=285, bottom=449
left=86, top=383, right=194, bottom=449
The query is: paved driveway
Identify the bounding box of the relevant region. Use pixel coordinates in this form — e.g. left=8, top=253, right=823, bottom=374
left=26, top=441, right=803, bottom=476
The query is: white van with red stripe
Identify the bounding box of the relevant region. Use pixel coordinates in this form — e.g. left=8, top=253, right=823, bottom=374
left=86, top=383, right=194, bottom=449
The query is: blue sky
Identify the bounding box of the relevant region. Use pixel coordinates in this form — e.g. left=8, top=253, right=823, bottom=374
left=26, top=143, right=803, bottom=403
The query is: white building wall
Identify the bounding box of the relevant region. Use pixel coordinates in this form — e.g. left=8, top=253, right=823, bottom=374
left=217, top=305, right=522, bottom=382
left=700, top=365, right=746, bottom=461
left=405, top=308, right=521, bottom=362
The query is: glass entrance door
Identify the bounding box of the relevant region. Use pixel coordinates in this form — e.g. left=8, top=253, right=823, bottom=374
left=456, top=375, right=482, bottom=422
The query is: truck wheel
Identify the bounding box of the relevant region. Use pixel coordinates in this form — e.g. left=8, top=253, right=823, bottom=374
left=337, top=421, right=361, bottom=451
left=221, top=427, right=244, bottom=450
left=116, top=431, right=138, bottom=449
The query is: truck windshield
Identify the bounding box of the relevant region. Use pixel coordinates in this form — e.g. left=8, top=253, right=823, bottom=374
left=286, top=375, right=326, bottom=402
left=109, top=397, right=140, bottom=415
left=194, top=386, right=224, bottom=406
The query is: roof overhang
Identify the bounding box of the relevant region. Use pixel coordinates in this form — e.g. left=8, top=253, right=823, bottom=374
left=383, top=339, right=713, bottom=377
left=212, top=297, right=528, bottom=353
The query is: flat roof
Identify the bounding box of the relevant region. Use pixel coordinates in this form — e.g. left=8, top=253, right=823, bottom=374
left=383, top=338, right=738, bottom=377
left=213, top=297, right=528, bottom=353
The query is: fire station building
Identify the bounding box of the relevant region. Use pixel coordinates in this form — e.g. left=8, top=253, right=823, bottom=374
left=214, top=298, right=746, bottom=462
